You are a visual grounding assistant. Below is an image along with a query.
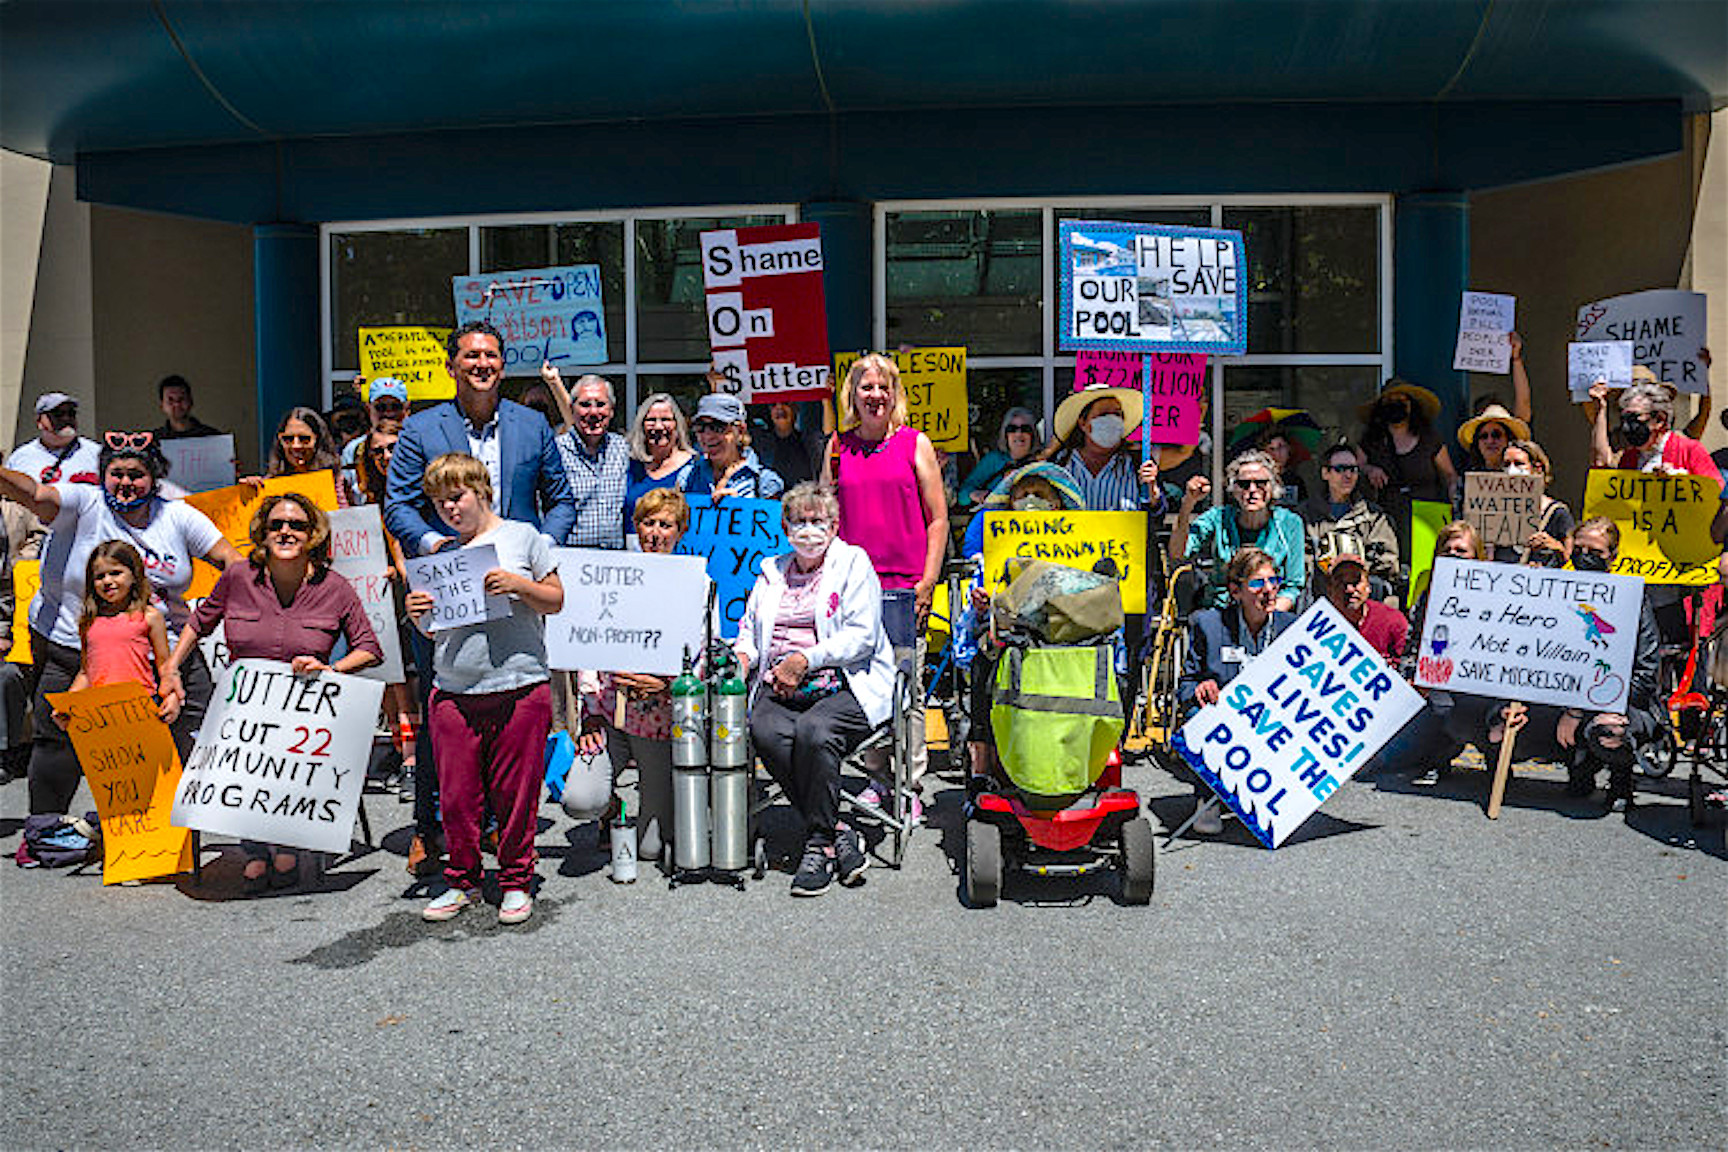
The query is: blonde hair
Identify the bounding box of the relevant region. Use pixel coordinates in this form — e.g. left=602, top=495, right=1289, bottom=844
left=1434, top=520, right=1484, bottom=561
left=627, top=393, right=691, bottom=461
left=633, top=486, right=690, bottom=533
left=838, top=353, right=909, bottom=433
left=423, top=452, right=493, bottom=504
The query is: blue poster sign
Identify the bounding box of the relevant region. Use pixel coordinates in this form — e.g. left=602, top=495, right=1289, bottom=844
left=1058, top=221, right=1248, bottom=355
left=452, top=263, right=607, bottom=373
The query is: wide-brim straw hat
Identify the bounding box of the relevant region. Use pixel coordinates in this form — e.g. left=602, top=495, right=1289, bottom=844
left=1356, top=378, right=1441, bottom=424
left=1630, top=364, right=1679, bottom=398
left=1054, top=382, right=1143, bottom=443
left=1457, top=402, right=1532, bottom=449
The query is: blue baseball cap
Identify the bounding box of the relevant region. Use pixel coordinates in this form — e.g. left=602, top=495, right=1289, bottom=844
left=367, top=377, right=408, bottom=404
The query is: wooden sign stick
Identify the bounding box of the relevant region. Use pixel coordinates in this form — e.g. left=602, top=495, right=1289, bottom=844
left=1487, top=702, right=1527, bottom=819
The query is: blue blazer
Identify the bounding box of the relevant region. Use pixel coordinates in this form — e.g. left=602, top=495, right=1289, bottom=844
left=1177, top=603, right=1296, bottom=710
left=383, top=398, right=577, bottom=556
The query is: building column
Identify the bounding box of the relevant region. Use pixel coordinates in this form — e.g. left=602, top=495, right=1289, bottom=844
left=1394, top=192, right=1469, bottom=435
left=253, top=223, right=321, bottom=463
left=802, top=200, right=872, bottom=358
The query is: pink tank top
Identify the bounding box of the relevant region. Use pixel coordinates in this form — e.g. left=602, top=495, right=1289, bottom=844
left=84, top=612, right=157, bottom=691
left=834, top=424, right=926, bottom=590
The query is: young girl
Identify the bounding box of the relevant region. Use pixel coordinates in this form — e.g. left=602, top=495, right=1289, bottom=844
left=405, top=453, right=563, bottom=926
left=54, top=541, right=177, bottom=726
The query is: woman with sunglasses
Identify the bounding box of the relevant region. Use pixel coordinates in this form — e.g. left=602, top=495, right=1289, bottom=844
left=957, top=407, right=1040, bottom=508
left=0, top=432, right=242, bottom=819
left=1457, top=401, right=1530, bottom=478
left=1175, top=546, right=1296, bottom=834
left=243, top=406, right=354, bottom=506
left=680, top=393, right=783, bottom=499
left=1297, top=441, right=1400, bottom=601
left=164, top=493, right=383, bottom=891
left=1170, top=449, right=1306, bottom=614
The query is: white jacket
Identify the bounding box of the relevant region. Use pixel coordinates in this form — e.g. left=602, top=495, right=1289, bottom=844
left=734, top=537, right=898, bottom=728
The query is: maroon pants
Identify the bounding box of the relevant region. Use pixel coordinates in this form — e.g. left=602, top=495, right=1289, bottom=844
left=429, top=681, right=551, bottom=893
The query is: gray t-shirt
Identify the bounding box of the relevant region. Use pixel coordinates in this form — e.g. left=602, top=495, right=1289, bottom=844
left=426, top=519, right=556, bottom=695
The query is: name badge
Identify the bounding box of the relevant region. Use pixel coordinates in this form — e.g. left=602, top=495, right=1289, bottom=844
left=1221, top=646, right=1246, bottom=665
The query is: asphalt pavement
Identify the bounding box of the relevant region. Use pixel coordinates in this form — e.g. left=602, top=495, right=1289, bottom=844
left=2, top=752, right=1723, bottom=1149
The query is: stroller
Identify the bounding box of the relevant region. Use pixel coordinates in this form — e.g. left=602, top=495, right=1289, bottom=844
left=963, top=559, right=1155, bottom=908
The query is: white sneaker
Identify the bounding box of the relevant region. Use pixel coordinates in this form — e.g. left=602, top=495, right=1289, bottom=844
left=422, top=887, right=474, bottom=922
left=498, top=890, right=533, bottom=925
left=1193, top=802, right=1224, bottom=835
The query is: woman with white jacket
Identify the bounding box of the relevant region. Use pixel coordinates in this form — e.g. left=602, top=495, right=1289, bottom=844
left=734, top=482, right=896, bottom=897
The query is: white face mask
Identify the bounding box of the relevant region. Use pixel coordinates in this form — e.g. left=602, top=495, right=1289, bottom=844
left=1087, top=413, right=1126, bottom=450
left=1505, top=464, right=1532, bottom=476
left=1012, top=495, right=1054, bottom=512
left=788, top=522, right=832, bottom=560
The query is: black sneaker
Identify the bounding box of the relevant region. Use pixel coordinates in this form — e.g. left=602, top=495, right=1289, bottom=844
left=396, top=767, right=415, bottom=805
left=790, top=847, right=834, bottom=897
left=834, top=829, right=869, bottom=886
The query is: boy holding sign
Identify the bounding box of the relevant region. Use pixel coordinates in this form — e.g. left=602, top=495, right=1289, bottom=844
left=406, top=454, right=564, bottom=925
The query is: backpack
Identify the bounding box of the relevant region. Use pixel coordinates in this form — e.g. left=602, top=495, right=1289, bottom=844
left=15, top=813, right=99, bottom=869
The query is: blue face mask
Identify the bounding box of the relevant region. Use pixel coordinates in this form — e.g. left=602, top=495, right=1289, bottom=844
left=103, top=486, right=154, bottom=515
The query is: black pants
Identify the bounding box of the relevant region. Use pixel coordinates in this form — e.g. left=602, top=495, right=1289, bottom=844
left=26, top=630, right=212, bottom=815
left=750, top=686, right=872, bottom=848
left=407, top=624, right=440, bottom=838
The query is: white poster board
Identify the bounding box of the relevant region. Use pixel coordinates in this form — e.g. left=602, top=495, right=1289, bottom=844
left=1413, top=557, right=1642, bottom=712
left=547, top=548, right=708, bottom=675
left=160, top=434, right=236, bottom=494
left=1461, top=472, right=1544, bottom=550
left=1567, top=340, right=1636, bottom=398
left=1575, top=289, right=1710, bottom=394
left=325, top=506, right=405, bottom=682
left=1172, top=600, right=1422, bottom=849
left=172, top=659, right=386, bottom=853
left=1452, top=291, right=1516, bottom=374
left=404, top=543, right=508, bottom=632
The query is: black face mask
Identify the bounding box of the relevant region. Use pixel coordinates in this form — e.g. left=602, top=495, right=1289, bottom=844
left=1381, top=401, right=1409, bottom=424
left=1572, top=549, right=1611, bottom=572
left=1620, top=413, right=1653, bottom=447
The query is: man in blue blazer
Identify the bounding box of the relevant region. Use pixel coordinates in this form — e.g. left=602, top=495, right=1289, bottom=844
left=384, top=320, right=577, bottom=557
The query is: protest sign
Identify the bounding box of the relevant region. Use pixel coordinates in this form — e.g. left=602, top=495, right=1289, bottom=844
left=1075, top=349, right=1142, bottom=390
left=1452, top=291, right=1516, bottom=374
left=325, top=506, right=391, bottom=574
left=321, top=505, right=406, bottom=681
left=1404, top=500, right=1455, bottom=608
left=172, top=659, right=384, bottom=854
left=1142, top=352, right=1205, bottom=448
left=980, top=510, right=1147, bottom=613
left=1582, top=469, right=1721, bottom=586
left=834, top=347, right=968, bottom=452
left=674, top=496, right=786, bottom=639
left=404, top=543, right=509, bottom=632
left=358, top=326, right=455, bottom=402
left=1414, top=557, right=1642, bottom=712
left=160, top=434, right=236, bottom=494
left=702, top=223, right=830, bottom=403
left=1058, top=221, right=1246, bottom=355
left=1567, top=340, right=1635, bottom=397
left=1462, top=472, right=1543, bottom=550
left=8, top=559, right=39, bottom=663
left=547, top=548, right=708, bottom=674
left=183, top=472, right=341, bottom=600
left=47, top=682, right=191, bottom=883
left=453, top=265, right=606, bottom=373
left=1172, top=599, right=1422, bottom=849
left=1575, top=289, right=1710, bottom=394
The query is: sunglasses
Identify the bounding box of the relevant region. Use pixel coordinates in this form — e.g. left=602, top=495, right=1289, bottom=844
left=45, top=406, right=78, bottom=424
left=104, top=430, right=154, bottom=451
left=1477, top=427, right=1508, bottom=441
left=280, top=433, right=317, bottom=445
left=692, top=420, right=731, bottom=434
left=1233, top=477, right=1272, bottom=490
left=1244, top=576, right=1282, bottom=591
left=266, top=517, right=311, bottom=535
left=1005, top=423, right=1036, bottom=434
left=1325, top=462, right=1359, bottom=473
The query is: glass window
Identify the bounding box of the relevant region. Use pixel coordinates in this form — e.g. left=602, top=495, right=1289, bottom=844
left=956, top=367, right=1043, bottom=500
left=329, top=228, right=468, bottom=372
left=1224, top=206, right=1380, bottom=355
left=1222, top=365, right=1382, bottom=450
left=635, top=215, right=788, bottom=364
left=634, top=373, right=710, bottom=433
left=885, top=210, right=1042, bottom=355
left=480, top=222, right=627, bottom=364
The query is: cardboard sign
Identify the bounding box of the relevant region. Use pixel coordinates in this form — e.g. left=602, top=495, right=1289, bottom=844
left=1142, top=352, right=1205, bottom=448
left=834, top=347, right=968, bottom=452
left=47, top=682, right=191, bottom=883
left=1404, top=500, right=1454, bottom=608
left=1414, top=557, right=1643, bottom=712
left=701, top=223, right=830, bottom=403
left=183, top=472, right=342, bottom=600
left=172, top=659, right=385, bottom=854
left=358, top=326, right=455, bottom=402
left=1567, top=340, right=1636, bottom=397
left=1058, top=221, right=1247, bottom=354
left=980, top=510, right=1148, bottom=613
left=452, top=265, right=606, bottom=374
left=7, top=558, right=39, bottom=664
left=674, top=496, right=786, bottom=639
left=547, top=548, right=708, bottom=674
left=1582, top=469, right=1722, bottom=586
left=1462, top=472, right=1544, bottom=550
left=160, top=434, right=236, bottom=494
left=404, top=543, right=509, bottom=632
left=1452, top=291, right=1516, bottom=374
left=1172, top=600, right=1422, bottom=849
left=1575, top=290, right=1710, bottom=394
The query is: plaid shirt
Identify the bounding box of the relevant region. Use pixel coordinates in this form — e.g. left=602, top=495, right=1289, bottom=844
left=556, top=429, right=630, bottom=549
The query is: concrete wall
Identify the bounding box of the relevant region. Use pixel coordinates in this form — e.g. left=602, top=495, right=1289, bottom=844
left=1, top=152, right=53, bottom=447
left=1683, top=109, right=1727, bottom=452
left=5, top=161, right=96, bottom=449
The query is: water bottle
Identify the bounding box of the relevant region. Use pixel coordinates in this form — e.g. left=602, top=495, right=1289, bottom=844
left=610, top=800, right=638, bottom=884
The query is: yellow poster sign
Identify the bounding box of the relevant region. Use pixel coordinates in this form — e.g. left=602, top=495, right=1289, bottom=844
left=980, top=510, right=1147, bottom=613
left=184, top=472, right=341, bottom=599
left=359, top=326, right=454, bottom=402
left=8, top=559, right=39, bottom=664
left=46, top=682, right=191, bottom=884
left=835, top=347, right=969, bottom=452
left=1582, top=469, right=1721, bottom=586
left=1404, top=500, right=1455, bottom=608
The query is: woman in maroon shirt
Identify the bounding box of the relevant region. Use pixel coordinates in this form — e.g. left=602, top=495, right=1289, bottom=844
left=165, top=492, right=382, bottom=893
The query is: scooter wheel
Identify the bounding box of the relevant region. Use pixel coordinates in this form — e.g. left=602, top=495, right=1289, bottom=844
left=1120, top=816, right=1155, bottom=906
left=964, top=819, right=1002, bottom=909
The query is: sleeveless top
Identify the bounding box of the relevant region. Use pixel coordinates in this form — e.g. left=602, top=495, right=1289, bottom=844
left=833, top=424, right=925, bottom=591
left=84, top=611, right=156, bottom=691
